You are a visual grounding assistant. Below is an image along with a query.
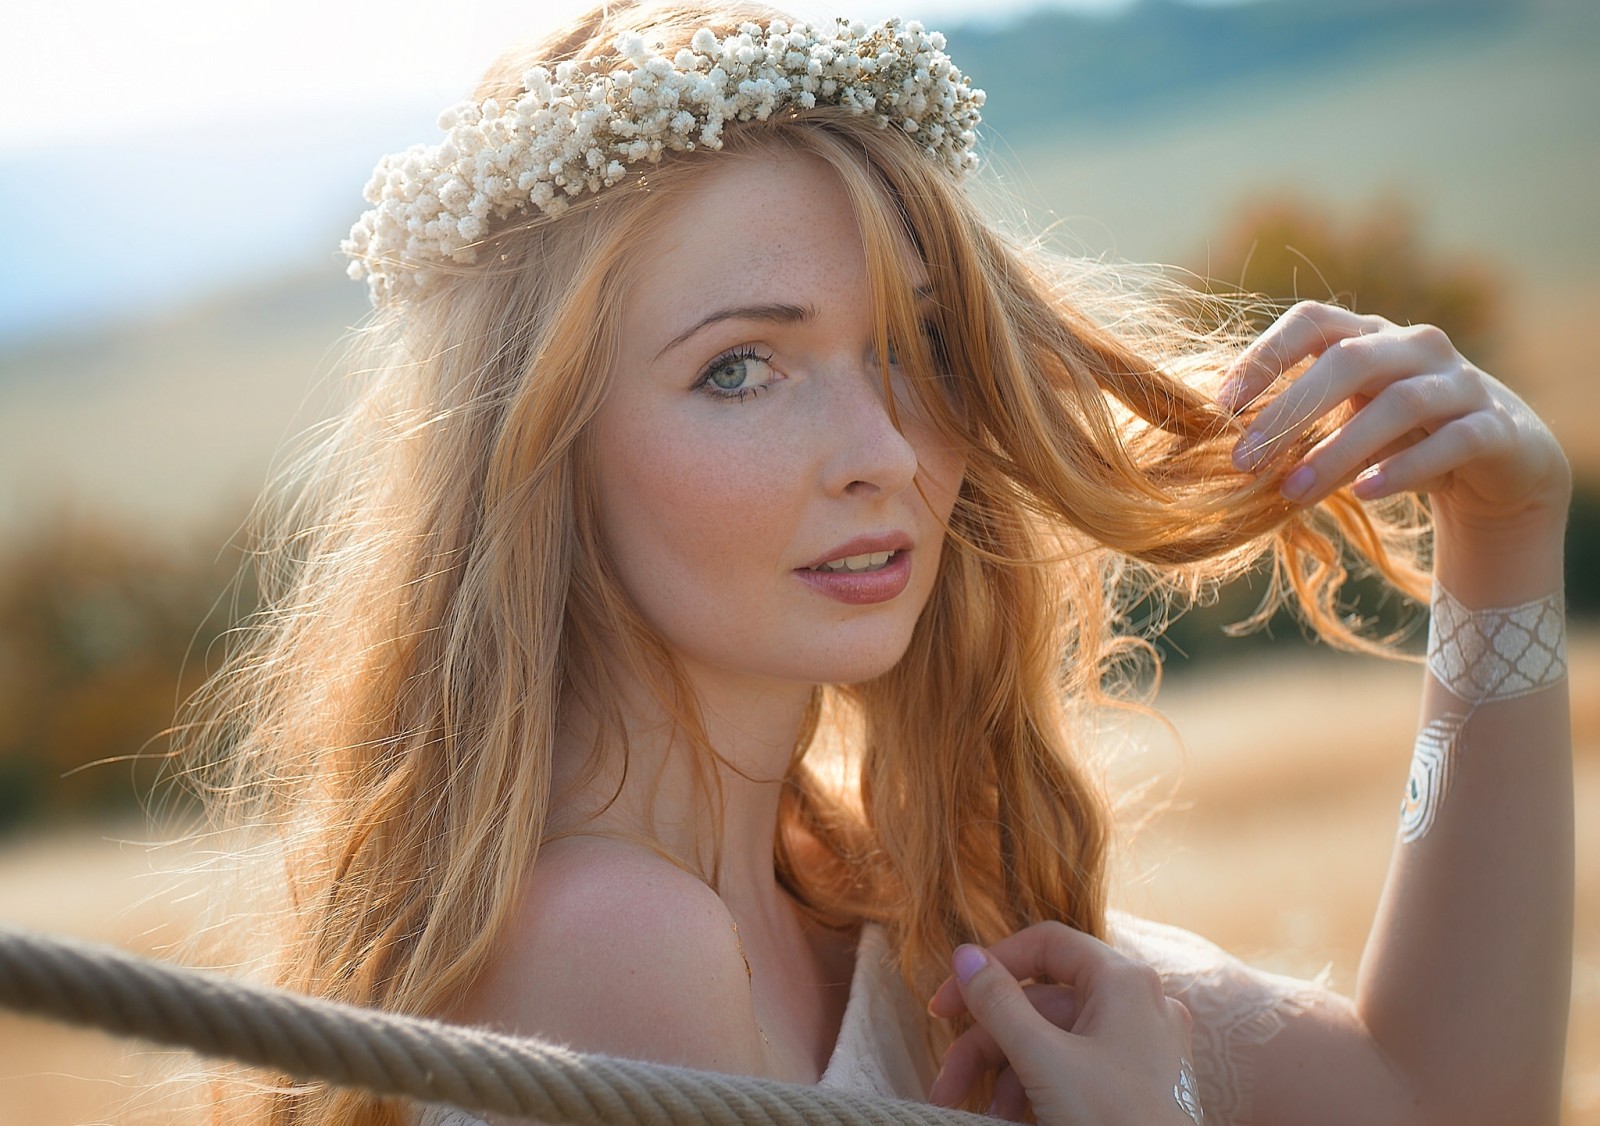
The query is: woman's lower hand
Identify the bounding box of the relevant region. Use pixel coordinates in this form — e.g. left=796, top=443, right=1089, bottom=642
left=926, top=921, right=1200, bottom=1125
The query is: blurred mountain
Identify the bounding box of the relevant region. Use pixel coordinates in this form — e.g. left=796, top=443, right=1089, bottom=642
left=947, top=0, right=1536, bottom=140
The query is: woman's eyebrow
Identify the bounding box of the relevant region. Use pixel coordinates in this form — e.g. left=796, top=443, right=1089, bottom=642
left=654, top=302, right=815, bottom=360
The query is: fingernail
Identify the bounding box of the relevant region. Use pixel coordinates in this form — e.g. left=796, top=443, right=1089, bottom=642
left=1216, top=380, right=1240, bottom=412
left=953, top=944, right=987, bottom=983
left=1232, top=430, right=1263, bottom=470
left=1352, top=467, right=1387, bottom=499
left=1280, top=464, right=1315, bottom=502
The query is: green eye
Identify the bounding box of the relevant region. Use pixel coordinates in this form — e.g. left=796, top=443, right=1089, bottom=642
left=697, top=347, right=778, bottom=402
left=709, top=358, right=751, bottom=389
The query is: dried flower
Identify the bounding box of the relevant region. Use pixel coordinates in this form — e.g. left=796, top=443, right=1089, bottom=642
left=343, top=16, right=985, bottom=305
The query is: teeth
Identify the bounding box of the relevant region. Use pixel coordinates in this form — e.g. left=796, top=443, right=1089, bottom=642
left=814, top=550, right=895, bottom=573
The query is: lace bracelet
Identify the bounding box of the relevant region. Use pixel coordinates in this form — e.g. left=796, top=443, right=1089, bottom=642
left=1426, top=581, right=1567, bottom=704
left=1400, top=581, right=1567, bottom=843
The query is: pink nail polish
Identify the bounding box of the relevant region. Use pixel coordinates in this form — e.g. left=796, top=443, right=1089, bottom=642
left=1353, top=468, right=1387, bottom=498
left=1280, top=465, right=1314, bottom=501
left=1233, top=431, right=1262, bottom=471
left=953, top=944, right=987, bottom=983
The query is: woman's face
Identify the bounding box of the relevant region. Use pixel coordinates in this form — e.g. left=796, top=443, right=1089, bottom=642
left=591, top=150, right=965, bottom=694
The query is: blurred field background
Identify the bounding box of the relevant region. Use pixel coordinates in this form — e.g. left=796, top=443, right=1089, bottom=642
left=1, top=0, right=1596, bottom=1121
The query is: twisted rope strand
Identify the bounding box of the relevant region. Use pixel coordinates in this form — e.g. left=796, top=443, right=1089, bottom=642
left=0, top=924, right=985, bottom=1125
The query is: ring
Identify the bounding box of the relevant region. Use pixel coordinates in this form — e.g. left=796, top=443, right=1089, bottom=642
left=1174, top=1057, right=1204, bottom=1123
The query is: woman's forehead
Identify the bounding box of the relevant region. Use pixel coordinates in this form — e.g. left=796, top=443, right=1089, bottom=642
left=626, top=151, right=930, bottom=321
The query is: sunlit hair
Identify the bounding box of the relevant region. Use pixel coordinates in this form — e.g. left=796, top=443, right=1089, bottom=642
left=177, top=1, right=1429, bottom=1121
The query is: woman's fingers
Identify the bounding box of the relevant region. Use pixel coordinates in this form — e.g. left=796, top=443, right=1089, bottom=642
left=932, top=921, right=1136, bottom=1015
left=928, top=935, right=1109, bottom=1106
left=929, top=984, right=1079, bottom=1107
left=1212, top=302, right=1571, bottom=529
left=1218, top=300, right=1386, bottom=413
left=1351, top=414, right=1508, bottom=501
left=1274, top=367, right=1488, bottom=505
left=1231, top=323, right=1459, bottom=472
left=940, top=944, right=1064, bottom=1079
left=989, top=1066, right=1030, bottom=1122
left=928, top=924, right=1198, bottom=1126
left=928, top=925, right=1098, bottom=1017
left=929, top=922, right=1156, bottom=1027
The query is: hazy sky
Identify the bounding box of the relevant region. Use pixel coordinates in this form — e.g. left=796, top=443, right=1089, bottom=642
left=7, top=0, right=1142, bottom=151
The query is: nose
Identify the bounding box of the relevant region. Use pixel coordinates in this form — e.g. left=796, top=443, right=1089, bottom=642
left=817, top=359, right=921, bottom=500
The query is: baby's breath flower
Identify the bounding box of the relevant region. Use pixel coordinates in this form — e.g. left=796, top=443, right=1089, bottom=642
left=344, top=16, right=984, bottom=305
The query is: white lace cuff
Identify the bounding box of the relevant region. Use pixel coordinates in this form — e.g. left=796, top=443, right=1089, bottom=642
left=1110, top=912, right=1330, bottom=1126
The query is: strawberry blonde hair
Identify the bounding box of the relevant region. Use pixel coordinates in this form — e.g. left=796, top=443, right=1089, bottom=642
left=178, top=2, right=1428, bottom=1121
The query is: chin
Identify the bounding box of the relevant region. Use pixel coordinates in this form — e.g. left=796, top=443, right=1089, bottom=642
left=789, top=629, right=921, bottom=688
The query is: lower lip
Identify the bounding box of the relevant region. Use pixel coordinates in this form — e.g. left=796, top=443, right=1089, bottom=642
left=794, top=550, right=912, bottom=605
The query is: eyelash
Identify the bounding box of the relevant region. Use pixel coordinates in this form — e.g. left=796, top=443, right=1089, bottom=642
left=690, top=321, right=948, bottom=405
left=695, top=346, right=775, bottom=404
left=882, top=319, right=947, bottom=365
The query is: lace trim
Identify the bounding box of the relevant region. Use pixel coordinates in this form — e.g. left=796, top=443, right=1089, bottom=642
left=1110, top=912, right=1329, bottom=1126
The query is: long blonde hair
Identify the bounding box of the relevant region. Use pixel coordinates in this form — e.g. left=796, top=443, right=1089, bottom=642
left=181, top=2, right=1429, bottom=1121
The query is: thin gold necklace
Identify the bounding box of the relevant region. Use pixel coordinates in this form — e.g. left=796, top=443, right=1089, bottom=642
left=729, top=920, right=772, bottom=1047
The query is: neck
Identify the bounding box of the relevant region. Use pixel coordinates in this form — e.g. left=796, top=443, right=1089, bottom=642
left=552, top=654, right=815, bottom=906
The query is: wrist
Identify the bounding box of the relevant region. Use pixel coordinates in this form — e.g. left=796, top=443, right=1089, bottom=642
left=1431, top=506, right=1567, bottom=609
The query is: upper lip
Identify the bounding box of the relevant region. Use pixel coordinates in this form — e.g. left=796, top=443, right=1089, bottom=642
left=799, top=532, right=914, bottom=571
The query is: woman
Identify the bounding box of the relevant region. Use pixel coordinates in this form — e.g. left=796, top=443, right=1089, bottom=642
left=186, top=2, right=1573, bottom=1123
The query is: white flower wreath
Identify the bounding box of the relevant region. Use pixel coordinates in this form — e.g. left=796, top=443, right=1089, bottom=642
left=343, top=17, right=985, bottom=305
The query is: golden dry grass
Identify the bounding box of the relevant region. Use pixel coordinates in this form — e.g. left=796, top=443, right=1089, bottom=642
left=0, top=635, right=1595, bottom=1123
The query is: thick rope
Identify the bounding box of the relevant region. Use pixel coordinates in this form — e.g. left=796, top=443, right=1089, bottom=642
left=0, top=924, right=988, bottom=1125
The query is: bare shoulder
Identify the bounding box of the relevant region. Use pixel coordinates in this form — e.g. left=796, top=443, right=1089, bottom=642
left=454, top=836, right=765, bottom=1075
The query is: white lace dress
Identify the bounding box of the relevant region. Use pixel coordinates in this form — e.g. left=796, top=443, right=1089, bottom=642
left=415, top=914, right=1327, bottom=1126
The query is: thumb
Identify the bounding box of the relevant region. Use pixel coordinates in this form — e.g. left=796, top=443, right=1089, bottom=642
left=950, top=944, right=1058, bottom=1074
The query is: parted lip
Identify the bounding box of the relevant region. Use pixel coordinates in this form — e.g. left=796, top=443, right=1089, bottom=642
left=798, top=532, right=914, bottom=571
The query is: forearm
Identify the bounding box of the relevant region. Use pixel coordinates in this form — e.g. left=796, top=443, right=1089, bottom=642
left=1356, top=512, right=1572, bottom=1124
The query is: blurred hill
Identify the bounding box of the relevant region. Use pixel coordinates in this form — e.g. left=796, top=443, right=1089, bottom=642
left=953, top=0, right=1529, bottom=136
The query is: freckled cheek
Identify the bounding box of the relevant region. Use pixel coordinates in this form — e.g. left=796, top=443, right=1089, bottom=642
left=606, top=422, right=807, bottom=574
left=912, top=430, right=968, bottom=522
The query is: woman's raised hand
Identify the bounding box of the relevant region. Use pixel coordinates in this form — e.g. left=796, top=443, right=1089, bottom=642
left=1218, top=301, right=1570, bottom=544
left=926, top=922, right=1200, bottom=1125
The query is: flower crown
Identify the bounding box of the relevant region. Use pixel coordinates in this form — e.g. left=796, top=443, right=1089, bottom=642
left=342, top=16, right=985, bottom=305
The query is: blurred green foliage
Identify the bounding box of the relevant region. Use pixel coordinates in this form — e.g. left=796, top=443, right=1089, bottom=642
left=1567, top=482, right=1600, bottom=619
left=1198, top=192, right=1504, bottom=361
left=0, top=518, right=253, bottom=832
